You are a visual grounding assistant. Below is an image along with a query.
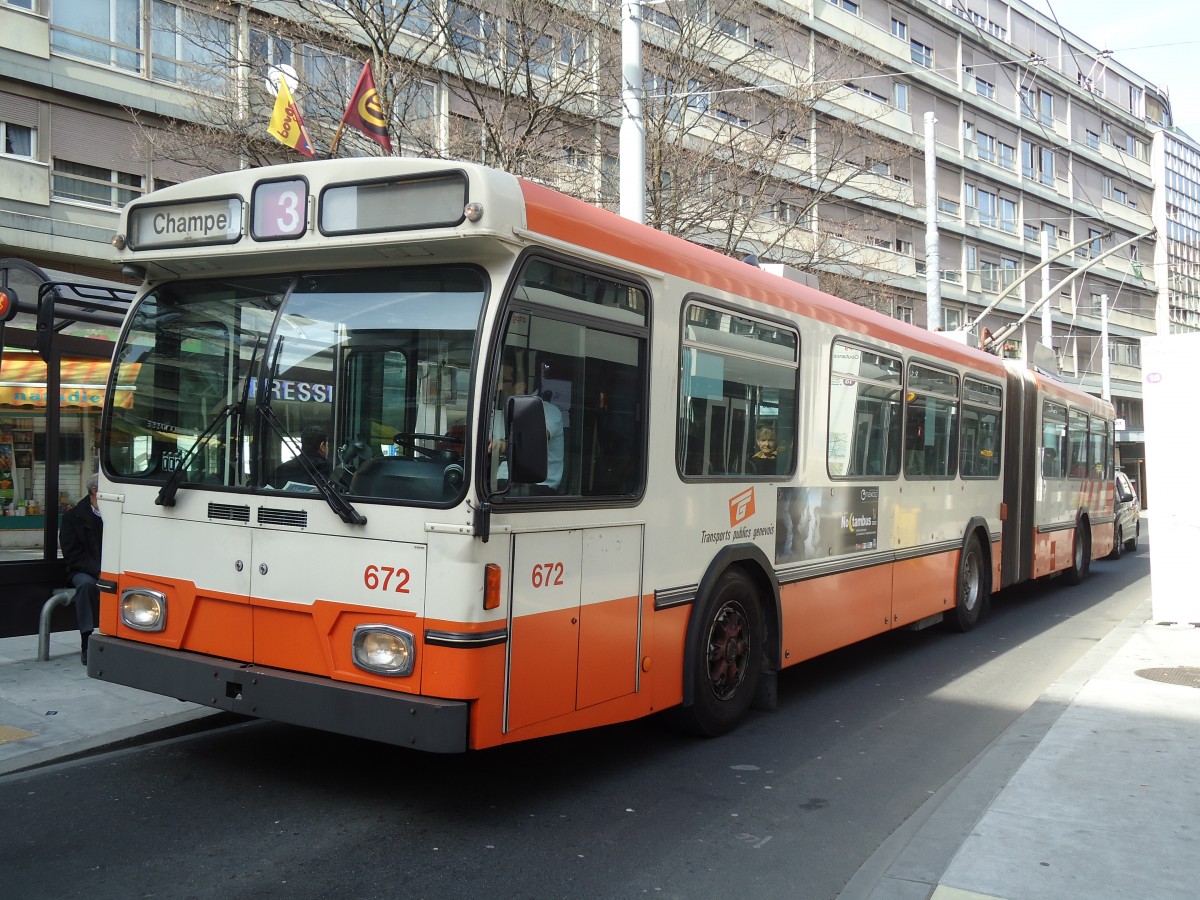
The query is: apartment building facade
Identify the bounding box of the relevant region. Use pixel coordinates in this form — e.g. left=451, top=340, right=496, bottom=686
left=2, top=0, right=1195, bottom=521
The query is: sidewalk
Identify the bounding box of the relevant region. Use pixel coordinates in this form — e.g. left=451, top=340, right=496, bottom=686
left=841, top=597, right=1200, bottom=900
left=0, top=629, right=216, bottom=777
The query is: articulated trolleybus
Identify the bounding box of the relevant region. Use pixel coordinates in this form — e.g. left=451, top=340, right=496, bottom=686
left=92, top=158, right=1116, bottom=751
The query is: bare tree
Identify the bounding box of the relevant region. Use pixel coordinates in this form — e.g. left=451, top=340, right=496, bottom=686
left=626, top=2, right=914, bottom=303
left=138, top=0, right=917, bottom=309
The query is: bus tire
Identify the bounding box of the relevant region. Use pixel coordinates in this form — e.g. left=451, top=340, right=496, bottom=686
left=947, top=534, right=988, bottom=633
left=1065, top=522, right=1091, bottom=585
left=1107, top=525, right=1123, bottom=560
left=679, top=569, right=764, bottom=737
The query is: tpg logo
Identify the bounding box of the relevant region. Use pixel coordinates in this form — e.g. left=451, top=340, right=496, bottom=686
left=729, top=487, right=755, bottom=526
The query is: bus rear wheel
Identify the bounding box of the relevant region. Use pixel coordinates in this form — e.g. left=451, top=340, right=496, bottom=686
left=1065, top=523, right=1091, bottom=585
left=680, top=569, right=764, bottom=736
left=947, top=535, right=988, bottom=632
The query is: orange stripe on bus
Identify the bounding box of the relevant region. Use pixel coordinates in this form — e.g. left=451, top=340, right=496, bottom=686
left=779, top=566, right=892, bottom=664
left=891, top=551, right=957, bottom=627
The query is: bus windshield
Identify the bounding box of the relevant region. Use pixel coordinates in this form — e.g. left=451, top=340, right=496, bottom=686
left=105, top=266, right=486, bottom=506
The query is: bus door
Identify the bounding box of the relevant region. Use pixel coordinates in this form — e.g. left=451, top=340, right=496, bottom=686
left=505, top=524, right=643, bottom=732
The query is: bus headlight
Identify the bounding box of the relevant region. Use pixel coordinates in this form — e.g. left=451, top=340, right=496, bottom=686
left=120, top=588, right=167, bottom=632
left=352, top=625, right=414, bottom=676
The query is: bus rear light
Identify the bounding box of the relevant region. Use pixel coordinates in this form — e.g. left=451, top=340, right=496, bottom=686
left=484, top=563, right=501, bottom=610
left=352, top=625, right=414, bottom=676
left=120, top=588, right=167, bottom=632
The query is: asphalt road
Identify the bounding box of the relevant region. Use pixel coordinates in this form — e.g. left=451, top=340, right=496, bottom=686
left=0, top=540, right=1150, bottom=900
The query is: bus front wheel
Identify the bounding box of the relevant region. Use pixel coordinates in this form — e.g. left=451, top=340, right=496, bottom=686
left=679, top=569, right=764, bottom=736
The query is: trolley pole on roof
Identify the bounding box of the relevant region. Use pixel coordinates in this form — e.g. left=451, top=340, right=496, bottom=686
left=924, top=112, right=941, bottom=331
left=620, top=1, right=646, bottom=225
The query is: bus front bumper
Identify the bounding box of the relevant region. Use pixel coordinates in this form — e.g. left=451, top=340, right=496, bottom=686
left=87, top=633, right=469, bottom=753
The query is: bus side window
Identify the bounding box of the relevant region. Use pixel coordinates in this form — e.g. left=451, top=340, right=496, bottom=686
left=1043, top=448, right=1057, bottom=477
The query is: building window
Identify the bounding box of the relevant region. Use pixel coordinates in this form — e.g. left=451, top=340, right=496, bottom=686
left=250, top=29, right=294, bottom=77
left=975, top=77, right=995, bottom=100
left=151, top=1, right=233, bottom=96
left=1, top=122, right=35, bottom=158
left=600, top=154, right=618, bottom=204
left=828, top=0, right=860, bottom=14
left=52, top=159, right=143, bottom=208
left=50, top=0, right=142, bottom=72
left=774, top=200, right=807, bottom=225
left=297, top=45, right=356, bottom=119
left=937, top=196, right=960, bottom=215
left=998, top=141, right=1016, bottom=171
left=969, top=185, right=999, bottom=229
left=558, top=25, right=589, bottom=69
left=977, top=131, right=996, bottom=163
left=1086, top=130, right=1100, bottom=149
left=1020, top=88, right=1054, bottom=126
left=910, top=39, right=933, bottom=69
left=891, top=18, right=907, bottom=40
left=715, top=16, right=750, bottom=42
left=893, top=81, right=909, bottom=112
left=1001, top=257, right=1019, bottom=290
left=998, top=197, right=1017, bottom=234
left=643, top=3, right=679, bottom=32
left=897, top=306, right=913, bottom=324
left=1128, top=85, right=1142, bottom=116
left=1022, top=140, right=1055, bottom=185
left=980, top=260, right=1000, bottom=292
left=1110, top=341, right=1141, bottom=366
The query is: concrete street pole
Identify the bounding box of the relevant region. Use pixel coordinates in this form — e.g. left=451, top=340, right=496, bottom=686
left=1101, top=293, right=1111, bottom=401
left=620, top=1, right=646, bottom=224
left=924, top=112, right=940, bottom=331
left=1041, top=230, right=1052, bottom=347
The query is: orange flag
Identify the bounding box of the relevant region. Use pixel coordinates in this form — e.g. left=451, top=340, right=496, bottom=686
left=340, top=62, right=392, bottom=153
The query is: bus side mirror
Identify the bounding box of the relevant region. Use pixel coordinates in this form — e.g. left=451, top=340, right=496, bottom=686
left=506, top=395, right=548, bottom=485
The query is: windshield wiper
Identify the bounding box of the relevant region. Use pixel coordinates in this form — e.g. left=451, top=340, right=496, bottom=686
left=155, top=403, right=235, bottom=507
left=156, top=335, right=262, bottom=508
left=257, top=404, right=367, bottom=526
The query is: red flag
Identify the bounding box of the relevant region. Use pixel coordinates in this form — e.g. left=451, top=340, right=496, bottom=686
left=340, top=62, right=392, bottom=153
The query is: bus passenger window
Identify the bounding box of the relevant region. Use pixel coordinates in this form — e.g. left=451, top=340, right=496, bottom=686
left=677, top=303, right=798, bottom=480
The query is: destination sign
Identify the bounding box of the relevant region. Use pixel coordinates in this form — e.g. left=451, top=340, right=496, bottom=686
left=128, top=196, right=243, bottom=250
left=319, top=172, right=467, bottom=236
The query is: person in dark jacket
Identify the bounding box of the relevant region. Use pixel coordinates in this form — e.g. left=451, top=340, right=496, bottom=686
left=272, top=424, right=332, bottom=489
left=60, top=473, right=102, bottom=665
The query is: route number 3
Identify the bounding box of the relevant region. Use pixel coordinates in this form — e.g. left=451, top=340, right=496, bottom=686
left=364, top=565, right=410, bottom=593
left=531, top=562, right=565, bottom=588
left=252, top=178, right=307, bottom=239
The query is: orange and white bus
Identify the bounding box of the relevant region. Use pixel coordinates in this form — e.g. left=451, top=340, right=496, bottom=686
left=90, top=158, right=1116, bottom=751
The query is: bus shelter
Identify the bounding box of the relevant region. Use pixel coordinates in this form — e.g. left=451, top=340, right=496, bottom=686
left=0, top=258, right=133, bottom=637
